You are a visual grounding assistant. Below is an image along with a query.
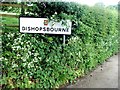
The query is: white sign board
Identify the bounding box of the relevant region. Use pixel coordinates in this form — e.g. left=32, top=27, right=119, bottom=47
left=20, top=17, right=72, bottom=35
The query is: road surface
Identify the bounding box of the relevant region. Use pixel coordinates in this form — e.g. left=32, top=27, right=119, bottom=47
left=66, top=53, right=119, bottom=88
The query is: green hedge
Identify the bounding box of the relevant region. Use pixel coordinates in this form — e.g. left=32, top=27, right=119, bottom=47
left=1, top=2, right=119, bottom=88
left=1, top=2, right=21, bottom=13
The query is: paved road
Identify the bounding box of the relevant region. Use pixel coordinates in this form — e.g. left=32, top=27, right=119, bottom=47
left=66, top=53, right=119, bottom=88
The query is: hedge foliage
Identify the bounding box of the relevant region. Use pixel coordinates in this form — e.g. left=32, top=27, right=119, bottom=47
left=1, top=2, right=119, bottom=89
left=1, top=2, right=20, bottom=13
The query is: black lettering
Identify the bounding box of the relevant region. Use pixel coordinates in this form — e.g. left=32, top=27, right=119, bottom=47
left=35, top=27, right=39, bottom=31
left=40, top=27, right=42, bottom=31
left=28, top=27, right=31, bottom=31
left=31, top=27, right=35, bottom=30
left=22, top=26, right=26, bottom=31
left=47, top=27, right=49, bottom=31
left=50, top=28, right=54, bottom=32
left=55, top=28, right=58, bottom=32
left=54, top=28, right=56, bottom=32
left=66, top=28, right=69, bottom=32
left=59, top=28, right=61, bottom=32
left=43, top=27, right=46, bottom=31
left=62, top=28, right=66, bottom=32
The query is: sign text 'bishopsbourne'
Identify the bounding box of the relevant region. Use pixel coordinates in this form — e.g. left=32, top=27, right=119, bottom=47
left=22, top=26, right=69, bottom=32
left=20, top=17, right=72, bottom=35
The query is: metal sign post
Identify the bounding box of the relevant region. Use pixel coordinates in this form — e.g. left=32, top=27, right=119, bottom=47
left=62, top=35, right=66, bottom=53
left=63, top=35, right=65, bottom=47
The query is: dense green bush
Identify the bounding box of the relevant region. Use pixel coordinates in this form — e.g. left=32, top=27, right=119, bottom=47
left=1, top=2, right=119, bottom=89
left=1, top=2, right=21, bottom=13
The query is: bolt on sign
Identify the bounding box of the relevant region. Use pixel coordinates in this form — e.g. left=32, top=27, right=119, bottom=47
left=20, top=17, right=72, bottom=35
